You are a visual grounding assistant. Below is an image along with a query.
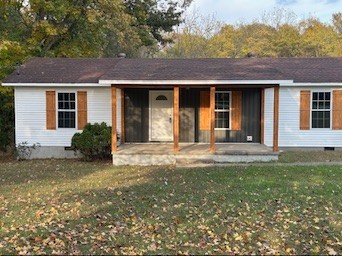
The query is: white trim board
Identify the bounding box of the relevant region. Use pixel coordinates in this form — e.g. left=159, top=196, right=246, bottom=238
left=99, top=80, right=293, bottom=85
left=2, top=83, right=110, bottom=87
left=4, top=81, right=342, bottom=87
left=280, top=83, right=342, bottom=87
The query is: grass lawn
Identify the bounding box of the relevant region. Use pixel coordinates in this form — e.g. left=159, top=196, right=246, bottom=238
left=0, top=159, right=341, bottom=255
left=278, top=150, right=342, bottom=163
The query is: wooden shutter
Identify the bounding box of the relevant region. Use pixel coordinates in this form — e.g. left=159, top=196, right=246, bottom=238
left=300, top=90, right=311, bottom=130
left=200, top=91, right=210, bottom=130
left=77, top=91, right=87, bottom=130
left=332, top=90, right=342, bottom=130
left=231, top=91, right=242, bottom=131
left=46, top=91, right=56, bottom=130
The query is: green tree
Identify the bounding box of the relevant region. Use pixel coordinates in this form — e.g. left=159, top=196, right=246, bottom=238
left=166, top=33, right=209, bottom=58
left=124, top=0, right=187, bottom=46
left=0, top=0, right=192, bottom=151
left=273, top=24, right=303, bottom=57
left=300, top=18, right=340, bottom=57
left=0, top=40, right=27, bottom=151
left=1, top=0, right=191, bottom=59
left=209, top=25, right=239, bottom=58
left=238, top=23, right=277, bottom=57
left=20, top=0, right=140, bottom=57
left=165, top=9, right=341, bottom=58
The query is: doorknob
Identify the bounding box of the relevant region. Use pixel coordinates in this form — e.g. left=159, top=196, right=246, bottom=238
left=169, top=117, right=172, bottom=123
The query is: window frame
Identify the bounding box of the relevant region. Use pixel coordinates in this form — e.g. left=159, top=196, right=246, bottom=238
left=57, top=91, right=77, bottom=129
left=214, top=91, right=231, bottom=130
left=311, top=90, right=332, bottom=129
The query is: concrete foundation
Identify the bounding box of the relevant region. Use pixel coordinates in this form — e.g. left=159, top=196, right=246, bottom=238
left=113, top=143, right=279, bottom=166
left=279, top=147, right=342, bottom=151
left=24, top=146, right=79, bottom=159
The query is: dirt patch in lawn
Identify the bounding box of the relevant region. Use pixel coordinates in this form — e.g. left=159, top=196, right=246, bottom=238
left=0, top=151, right=16, bottom=162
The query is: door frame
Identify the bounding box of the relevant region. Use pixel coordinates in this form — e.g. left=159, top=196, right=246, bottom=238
left=149, top=90, right=174, bottom=142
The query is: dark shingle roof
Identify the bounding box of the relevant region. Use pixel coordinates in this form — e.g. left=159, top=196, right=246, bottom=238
left=100, top=58, right=287, bottom=81
left=3, top=57, right=342, bottom=84
left=264, top=58, right=342, bottom=83
left=3, top=58, right=120, bottom=83
left=101, top=58, right=342, bottom=83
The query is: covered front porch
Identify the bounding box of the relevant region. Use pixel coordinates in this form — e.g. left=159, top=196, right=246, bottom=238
left=113, top=143, right=278, bottom=165
left=112, top=84, right=279, bottom=165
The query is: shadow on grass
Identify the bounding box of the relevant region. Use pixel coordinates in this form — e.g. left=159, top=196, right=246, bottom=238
left=0, top=159, right=112, bottom=186
left=278, top=150, right=342, bottom=163
left=1, top=165, right=341, bottom=254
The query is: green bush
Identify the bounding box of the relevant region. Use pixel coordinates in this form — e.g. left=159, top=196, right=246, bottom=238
left=71, top=122, right=112, bottom=161
left=0, top=87, right=15, bottom=152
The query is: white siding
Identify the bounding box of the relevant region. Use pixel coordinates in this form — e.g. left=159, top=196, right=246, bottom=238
left=264, top=87, right=342, bottom=147
left=14, top=87, right=121, bottom=147
left=264, top=88, right=274, bottom=147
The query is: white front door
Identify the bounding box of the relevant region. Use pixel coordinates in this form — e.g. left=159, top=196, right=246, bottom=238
left=149, top=90, right=173, bottom=141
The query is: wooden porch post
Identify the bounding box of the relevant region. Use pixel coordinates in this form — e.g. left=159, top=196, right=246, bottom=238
left=273, top=86, right=279, bottom=152
left=210, top=86, right=216, bottom=153
left=111, top=86, right=117, bottom=153
left=121, top=88, right=125, bottom=145
left=173, top=86, right=180, bottom=152
left=260, top=88, right=265, bottom=145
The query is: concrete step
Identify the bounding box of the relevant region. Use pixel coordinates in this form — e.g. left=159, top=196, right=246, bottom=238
left=176, top=154, right=278, bottom=165
left=113, top=153, right=278, bottom=166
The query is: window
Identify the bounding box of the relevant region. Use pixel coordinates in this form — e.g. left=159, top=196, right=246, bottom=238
left=156, top=95, right=168, bottom=101
left=312, top=92, right=331, bottom=128
left=58, top=93, right=76, bottom=128
left=215, top=92, right=230, bottom=129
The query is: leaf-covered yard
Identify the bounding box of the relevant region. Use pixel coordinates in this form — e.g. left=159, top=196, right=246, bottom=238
left=0, top=160, right=341, bottom=255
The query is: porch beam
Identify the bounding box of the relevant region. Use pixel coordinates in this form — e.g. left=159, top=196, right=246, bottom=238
left=260, top=88, right=265, bottom=145
left=273, top=86, right=279, bottom=152
left=210, top=86, right=216, bottom=153
left=121, top=88, right=125, bottom=144
left=173, top=86, right=180, bottom=152
left=111, top=86, right=117, bottom=153
left=116, top=85, right=274, bottom=89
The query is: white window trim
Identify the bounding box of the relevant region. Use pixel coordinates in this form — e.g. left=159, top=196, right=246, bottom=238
left=310, top=90, right=332, bottom=130
left=56, top=91, right=77, bottom=129
left=215, top=91, right=231, bottom=131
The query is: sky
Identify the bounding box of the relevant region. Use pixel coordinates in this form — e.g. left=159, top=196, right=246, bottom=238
left=188, top=0, right=342, bottom=24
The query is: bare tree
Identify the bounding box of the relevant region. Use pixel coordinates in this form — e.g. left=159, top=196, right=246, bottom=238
left=260, top=7, right=298, bottom=30
left=332, top=12, right=342, bottom=34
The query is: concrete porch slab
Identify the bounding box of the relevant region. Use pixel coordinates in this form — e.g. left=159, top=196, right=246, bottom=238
left=112, top=143, right=278, bottom=166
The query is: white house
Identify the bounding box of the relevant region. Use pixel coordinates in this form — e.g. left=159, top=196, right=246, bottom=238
left=3, top=57, right=342, bottom=164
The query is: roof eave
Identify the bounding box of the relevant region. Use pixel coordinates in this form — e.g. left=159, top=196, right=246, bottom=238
left=1, top=82, right=110, bottom=87
left=281, top=82, right=342, bottom=87
left=4, top=81, right=342, bottom=87
left=99, top=79, right=294, bottom=85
